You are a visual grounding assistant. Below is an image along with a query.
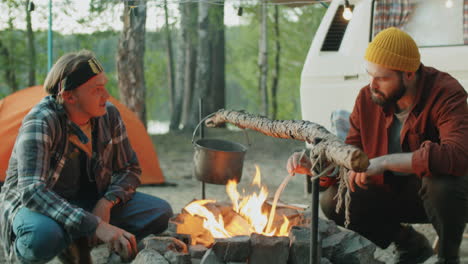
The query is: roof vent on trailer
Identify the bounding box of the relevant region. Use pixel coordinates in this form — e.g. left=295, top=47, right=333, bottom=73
left=321, top=5, right=354, bottom=51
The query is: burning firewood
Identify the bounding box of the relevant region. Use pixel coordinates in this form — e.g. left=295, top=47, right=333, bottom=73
left=205, top=109, right=369, bottom=172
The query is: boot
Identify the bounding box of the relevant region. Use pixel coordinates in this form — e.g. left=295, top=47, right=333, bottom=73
left=435, top=257, right=460, bottom=264
left=394, top=225, right=434, bottom=264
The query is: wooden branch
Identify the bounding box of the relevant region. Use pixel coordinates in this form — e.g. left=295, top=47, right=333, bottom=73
left=205, top=109, right=369, bottom=172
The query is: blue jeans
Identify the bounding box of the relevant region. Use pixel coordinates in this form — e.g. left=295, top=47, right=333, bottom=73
left=12, top=192, right=173, bottom=263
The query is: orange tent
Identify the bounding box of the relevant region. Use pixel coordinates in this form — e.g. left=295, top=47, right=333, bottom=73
left=0, top=86, right=165, bottom=184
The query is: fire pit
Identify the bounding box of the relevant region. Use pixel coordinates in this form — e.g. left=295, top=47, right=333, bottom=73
left=174, top=166, right=303, bottom=244
left=132, top=166, right=383, bottom=264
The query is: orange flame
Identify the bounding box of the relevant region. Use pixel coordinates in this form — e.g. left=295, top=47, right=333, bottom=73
left=183, top=165, right=292, bottom=240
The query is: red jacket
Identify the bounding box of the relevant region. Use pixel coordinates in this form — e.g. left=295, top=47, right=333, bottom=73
left=346, top=65, right=468, bottom=184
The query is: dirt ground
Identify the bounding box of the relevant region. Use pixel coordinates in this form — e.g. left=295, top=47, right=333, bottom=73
left=2, top=128, right=467, bottom=263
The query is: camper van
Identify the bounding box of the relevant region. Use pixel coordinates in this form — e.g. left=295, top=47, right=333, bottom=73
left=300, top=0, right=468, bottom=130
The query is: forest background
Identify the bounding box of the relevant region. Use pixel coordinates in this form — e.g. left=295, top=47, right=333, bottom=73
left=0, top=0, right=326, bottom=131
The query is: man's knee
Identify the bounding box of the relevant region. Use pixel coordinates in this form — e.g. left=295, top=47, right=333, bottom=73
left=320, top=186, right=342, bottom=224
left=149, top=198, right=173, bottom=234
left=116, top=193, right=174, bottom=237
left=421, top=175, right=468, bottom=210
left=14, top=209, right=68, bottom=262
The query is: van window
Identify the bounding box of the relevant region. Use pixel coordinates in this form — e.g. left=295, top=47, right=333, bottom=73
left=372, top=0, right=466, bottom=47
left=321, top=5, right=353, bottom=51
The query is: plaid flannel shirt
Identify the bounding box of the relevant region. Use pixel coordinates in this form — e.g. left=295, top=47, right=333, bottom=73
left=0, top=96, right=141, bottom=262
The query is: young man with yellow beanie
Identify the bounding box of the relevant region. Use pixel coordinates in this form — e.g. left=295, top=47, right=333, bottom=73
left=289, top=27, right=468, bottom=264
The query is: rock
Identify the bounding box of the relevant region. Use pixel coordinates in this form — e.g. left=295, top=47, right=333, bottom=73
left=250, top=233, right=290, bottom=264
left=288, top=226, right=322, bottom=264
left=191, top=259, right=202, bottom=264
left=212, top=236, right=250, bottom=262
left=189, top=244, right=209, bottom=259
left=138, top=235, right=188, bottom=255
left=201, top=249, right=225, bottom=264
left=159, top=230, right=193, bottom=246
left=322, top=231, right=383, bottom=264
left=164, top=251, right=192, bottom=264
left=299, top=213, right=341, bottom=237
left=131, top=249, right=169, bottom=264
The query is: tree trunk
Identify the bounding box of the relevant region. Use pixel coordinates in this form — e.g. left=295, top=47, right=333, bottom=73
left=25, top=0, right=36, bottom=86
left=210, top=2, right=225, bottom=119
left=205, top=109, right=370, bottom=172
left=0, top=38, right=17, bottom=92
left=163, top=0, right=177, bottom=131
left=174, top=1, right=198, bottom=131
left=117, top=0, right=147, bottom=125
left=271, top=6, right=280, bottom=120
left=258, top=1, right=269, bottom=116
left=185, top=0, right=225, bottom=130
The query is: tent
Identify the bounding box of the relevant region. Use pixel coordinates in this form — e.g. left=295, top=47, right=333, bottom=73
left=0, top=86, right=165, bottom=184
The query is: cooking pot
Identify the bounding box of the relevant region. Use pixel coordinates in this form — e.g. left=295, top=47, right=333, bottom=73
left=192, top=113, right=248, bottom=185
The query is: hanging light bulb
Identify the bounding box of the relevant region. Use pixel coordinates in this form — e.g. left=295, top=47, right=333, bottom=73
left=445, top=0, right=454, bottom=8
left=343, top=0, right=353, bottom=20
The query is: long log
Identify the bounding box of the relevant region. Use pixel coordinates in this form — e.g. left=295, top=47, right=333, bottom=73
left=205, top=109, right=369, bottom=172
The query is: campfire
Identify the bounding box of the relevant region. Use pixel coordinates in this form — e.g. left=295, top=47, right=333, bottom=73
left=173, top=165, right=303, bottom=247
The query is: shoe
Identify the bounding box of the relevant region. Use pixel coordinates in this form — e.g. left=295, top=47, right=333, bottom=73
left=435, top=257, right=460, bottom=264
left=57, top=237, right=92, bottom=264
left=394, top=225, right=434, bottom=264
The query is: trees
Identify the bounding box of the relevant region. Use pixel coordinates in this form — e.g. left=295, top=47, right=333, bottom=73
left=258, top=1, right=269, bottom=116
left=0, top=0, right=20, bottom=93
left=117, top=0, right=148, bottom=125
left=185, top=0, right=226, bottom=130
left=25, top=0, right=36, bottom=86
left=271, top=5, right=280, bottom=120
left=0, top=1, right=326, bottom=126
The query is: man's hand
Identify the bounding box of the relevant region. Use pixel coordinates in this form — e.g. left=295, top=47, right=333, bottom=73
left=348, top=156, right=386, bottom=192
left=89, top=198, right=115, bottom=247
left=287, top=151, right=312, bottom=175
left=95, top=221, right=138, bottom=262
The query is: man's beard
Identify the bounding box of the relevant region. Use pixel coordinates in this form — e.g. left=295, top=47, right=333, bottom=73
left=370, top=78, right=406, bottom=107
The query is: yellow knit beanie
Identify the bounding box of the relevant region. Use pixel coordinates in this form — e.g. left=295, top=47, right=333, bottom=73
left=365, top=27, right=420, bottom=72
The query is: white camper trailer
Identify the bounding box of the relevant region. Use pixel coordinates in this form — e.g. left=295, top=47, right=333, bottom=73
left=300, top=0, right=468, bottom=130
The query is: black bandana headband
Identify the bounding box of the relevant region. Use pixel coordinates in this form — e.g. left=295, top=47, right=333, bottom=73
left=57, top=57, right=104, bottom=95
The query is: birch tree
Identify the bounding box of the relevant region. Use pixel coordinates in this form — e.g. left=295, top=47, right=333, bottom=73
left=271, top=5, right=280, bottom=120
left=117, top=0, right=147, bottom=125
left=171, top=1, right=198, bottom=131
left=185, top=0, right=226, bottom=130
left=258, top=1, right=268, bottom=116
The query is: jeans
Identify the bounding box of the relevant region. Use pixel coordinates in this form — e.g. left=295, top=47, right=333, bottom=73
left=321, top=174, right=468, bottom=260
left=12, top=192, right=173, bottom=263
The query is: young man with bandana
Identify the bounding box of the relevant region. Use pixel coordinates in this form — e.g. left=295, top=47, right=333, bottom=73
left=0, top=50, right=173, bottom=263
left=288, top=27, right=468, bottom=264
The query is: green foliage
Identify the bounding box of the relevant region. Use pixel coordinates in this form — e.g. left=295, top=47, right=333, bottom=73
left=226, top=4, right=326, bottom=120
left=145, top=30, right=172, bottom=121
left=0, top=2, right=326, bottom=123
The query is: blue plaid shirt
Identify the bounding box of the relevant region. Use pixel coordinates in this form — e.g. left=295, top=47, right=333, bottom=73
left=0, top=96, right=141, bottom=262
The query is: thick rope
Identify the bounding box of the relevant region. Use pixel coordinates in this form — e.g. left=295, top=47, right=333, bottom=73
left=307, top=143, right=352, bottom=228
left=335, top=167, right=351, bottom=228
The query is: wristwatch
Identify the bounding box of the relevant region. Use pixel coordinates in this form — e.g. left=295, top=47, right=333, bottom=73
left=104, top=194, right=120, bottom=206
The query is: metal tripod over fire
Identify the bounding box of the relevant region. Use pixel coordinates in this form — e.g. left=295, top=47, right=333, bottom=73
left=201, top=109, right=370, bottom=264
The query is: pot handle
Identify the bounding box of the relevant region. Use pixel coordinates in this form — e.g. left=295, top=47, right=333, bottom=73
left=191, top=112, right=217, bottom=144
left=191, top=112, right=251, bottom=147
